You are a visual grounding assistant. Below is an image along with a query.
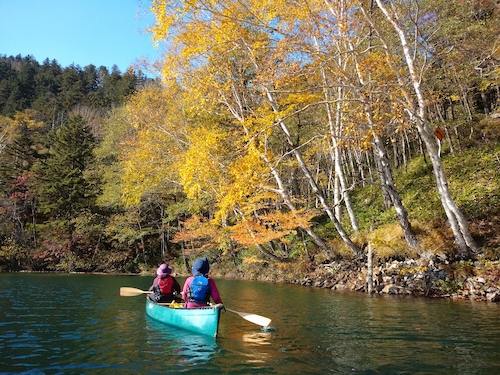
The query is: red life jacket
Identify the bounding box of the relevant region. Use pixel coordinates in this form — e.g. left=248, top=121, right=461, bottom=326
left=157, top=276, right=174, bottom=294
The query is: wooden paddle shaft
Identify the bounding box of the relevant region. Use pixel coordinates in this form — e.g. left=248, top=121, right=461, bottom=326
left=119, top=287, right=152, bottom=296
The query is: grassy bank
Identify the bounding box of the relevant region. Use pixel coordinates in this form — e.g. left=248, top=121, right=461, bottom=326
left=347, top=142, right=500, bottom=261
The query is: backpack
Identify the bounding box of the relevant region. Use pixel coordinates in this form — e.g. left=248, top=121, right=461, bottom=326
left=188, top=275, right=210, bottom=303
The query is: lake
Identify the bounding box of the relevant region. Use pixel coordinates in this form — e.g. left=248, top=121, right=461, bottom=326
left=0, top=273, right=499, bottom=374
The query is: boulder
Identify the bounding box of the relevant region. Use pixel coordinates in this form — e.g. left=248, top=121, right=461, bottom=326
left=382, top=284, right=401, bottom=294
left=486, top=292, right=500, bottom=302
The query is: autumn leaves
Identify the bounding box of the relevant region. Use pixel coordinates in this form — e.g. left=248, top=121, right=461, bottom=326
left=112, top=0, right=487, bottom=258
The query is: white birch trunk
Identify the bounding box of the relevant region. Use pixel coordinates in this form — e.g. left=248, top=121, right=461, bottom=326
left=372, top=0, right=478, bottom=256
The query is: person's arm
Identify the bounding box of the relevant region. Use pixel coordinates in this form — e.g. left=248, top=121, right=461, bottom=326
left=209, top=279, right=223, bottom=304
left=149, top=276, right=159, bottom=291
left=182, top=277, right=192, bottom=301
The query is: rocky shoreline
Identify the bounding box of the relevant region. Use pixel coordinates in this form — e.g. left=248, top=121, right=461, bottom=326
left=294, top=258, right=500, bottom=303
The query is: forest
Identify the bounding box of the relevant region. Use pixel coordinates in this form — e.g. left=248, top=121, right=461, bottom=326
left=0, top=0, right=498, bottom=292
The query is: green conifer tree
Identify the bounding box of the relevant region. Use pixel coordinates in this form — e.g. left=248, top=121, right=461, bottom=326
left=35, top=115, right=96, bottom=236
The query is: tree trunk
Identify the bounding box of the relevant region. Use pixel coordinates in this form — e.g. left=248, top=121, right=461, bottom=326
left=323, top=58, right=359, bottom=232
left=372, top=0, right=478, bottom=257
left=354, top=148, right=366, bottom=186
left=365, top=150, right=374, bottom=182
left=373, top=132, right=419, bottom=248
left=334, top=166, right=341, bottom=221
left=444, top=127, right=455, bottom=155
left=401, top=132, right=407, bottom=169
left=333, top=138, right=359, bottom=232
left=416, top=120, right=478, bottom=257
left=374, top=140, right=393, bottom=210
left=217, top=80, right=330, bottom=254
left=367, top=242, right=373, bottom=294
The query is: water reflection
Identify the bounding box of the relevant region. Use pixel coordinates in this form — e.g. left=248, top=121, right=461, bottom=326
left=143, top=316, right=218, bottom=364
left=242, top=331, right=272, bottom=345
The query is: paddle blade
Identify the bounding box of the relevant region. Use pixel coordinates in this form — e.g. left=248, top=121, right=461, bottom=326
left=120, top=287, right=151, bottom=297
left=226, top=308, right=272, bottom=327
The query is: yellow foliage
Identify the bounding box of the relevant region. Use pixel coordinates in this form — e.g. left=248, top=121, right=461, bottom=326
left=121, top=129, right=180, bottom=205
left=0, top=115, right=16, bottom=149
left=178, top=125, right=229, bottom=200
left=144, top=0, right=421, bottom=247
left=148, top=0, right=180, bottom=42
left=1, top=111, right=45, bottom=150
left=357, top=52, right=396, bottom=84
left=118, top=84, right=189, bottom=206
left=217, top=142, right=275, bottom=219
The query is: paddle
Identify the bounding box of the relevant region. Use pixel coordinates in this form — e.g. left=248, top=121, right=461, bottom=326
left=225, top=308, right=272, bottom=327
left=120, top=287, right=271, bottom=327
left=120, top=287, right=152, bottom=296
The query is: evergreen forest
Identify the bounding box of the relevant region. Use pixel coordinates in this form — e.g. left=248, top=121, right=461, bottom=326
left=0, top=0, right=499, bottom=293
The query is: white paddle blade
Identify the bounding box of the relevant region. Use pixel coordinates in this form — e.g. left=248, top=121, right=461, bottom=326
left=120, top=287, right=151, bottom=297
left=226, top=308, right=272, bottom=327
left=241, top=313, right=272, bottom=327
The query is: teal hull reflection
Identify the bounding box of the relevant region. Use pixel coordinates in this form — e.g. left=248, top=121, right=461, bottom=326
left=145, top=299, right=222, bottom=337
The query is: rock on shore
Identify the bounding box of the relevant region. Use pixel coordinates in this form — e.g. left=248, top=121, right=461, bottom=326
left=296, top=258, right=500, bottom=302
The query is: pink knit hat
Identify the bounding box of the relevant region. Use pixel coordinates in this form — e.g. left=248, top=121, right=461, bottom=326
left=156, top=263, right=172, bottom=277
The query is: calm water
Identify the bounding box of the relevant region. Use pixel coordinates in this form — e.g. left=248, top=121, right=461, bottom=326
left=0, top=273, right=499, bottom=374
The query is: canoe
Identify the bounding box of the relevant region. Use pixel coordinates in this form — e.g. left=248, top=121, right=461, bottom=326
left=145, top=298, right=223, bottom=337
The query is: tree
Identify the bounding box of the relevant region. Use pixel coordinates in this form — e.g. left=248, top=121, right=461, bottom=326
left=359, top=0, right=479, bottom=257
left=58, top=65, right=85, bottom=112
left=99, top=85, right=191, bottom=263
left=32, top=58, right=62, bottom=123
left=35, top=115, right=96, bottom=246
left=149, top=0, right=360, bottom=256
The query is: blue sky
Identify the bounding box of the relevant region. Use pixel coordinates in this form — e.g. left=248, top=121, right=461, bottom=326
left=0, top=0, right=161, bottom=74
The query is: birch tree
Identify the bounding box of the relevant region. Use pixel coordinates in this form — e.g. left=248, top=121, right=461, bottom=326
left=323, top=0, right=420, bottom=249
left=149, top=0, right=357, bottom=255
left=359, top=0, right=478, bottom=257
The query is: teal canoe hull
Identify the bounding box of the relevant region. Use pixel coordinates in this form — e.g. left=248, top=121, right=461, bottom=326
left=145, top=299, right=222, bottom=337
